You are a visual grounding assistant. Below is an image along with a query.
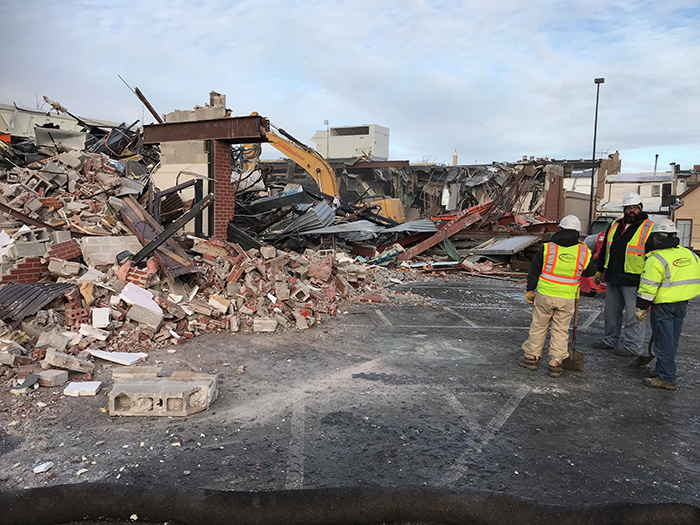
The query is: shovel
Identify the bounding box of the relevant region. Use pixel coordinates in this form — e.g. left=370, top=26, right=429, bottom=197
left=562, top=289, right=584, bottom=372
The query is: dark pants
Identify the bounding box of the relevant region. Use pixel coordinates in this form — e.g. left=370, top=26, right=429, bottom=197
left=650, top=301, right=688, bottom=384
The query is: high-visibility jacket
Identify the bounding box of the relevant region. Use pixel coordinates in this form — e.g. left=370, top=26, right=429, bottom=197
left=537, top=242, right=592, bottom=299
left=638, top=246, right=700, bottom=304
left=604, top=219, right=654, bottom=275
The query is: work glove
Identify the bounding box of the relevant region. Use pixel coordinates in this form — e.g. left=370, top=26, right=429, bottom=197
left=525, top=291, right=536, bottom=305
left=593, top=271, right=604, bottom=285
left=635, top=308, right=647, bottom=323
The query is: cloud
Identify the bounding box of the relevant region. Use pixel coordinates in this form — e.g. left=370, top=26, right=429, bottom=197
left=1, top=0, right=698, bottom=170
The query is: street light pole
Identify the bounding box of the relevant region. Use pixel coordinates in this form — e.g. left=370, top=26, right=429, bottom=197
left=588, top=77, right=605, bottom=232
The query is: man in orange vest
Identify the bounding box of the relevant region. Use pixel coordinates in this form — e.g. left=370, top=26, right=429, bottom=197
left=592, top=192, right=654, bottom=366
left=519, top=215, right=596, bottom=377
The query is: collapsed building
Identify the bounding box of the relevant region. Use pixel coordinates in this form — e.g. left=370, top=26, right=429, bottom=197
left=0, top=90, right=594, bottom=414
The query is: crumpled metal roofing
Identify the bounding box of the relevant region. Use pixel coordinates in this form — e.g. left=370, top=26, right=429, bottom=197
left=280, top=200, right=335, bottom=234
left=0, top=282, right=76, bottom=322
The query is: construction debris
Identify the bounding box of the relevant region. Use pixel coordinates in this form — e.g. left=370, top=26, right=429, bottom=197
left=1, top=94, right=570, bottom=417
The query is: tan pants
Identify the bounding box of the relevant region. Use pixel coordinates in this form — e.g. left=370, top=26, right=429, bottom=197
left=522, top=292, right=575, bottom=366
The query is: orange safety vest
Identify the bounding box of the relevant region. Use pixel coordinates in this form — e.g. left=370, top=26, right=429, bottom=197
left=604, top=219, right=653, bottom=274
left=537, top=242, right=592, bottom=299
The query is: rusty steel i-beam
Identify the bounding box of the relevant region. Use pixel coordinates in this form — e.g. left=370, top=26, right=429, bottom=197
left=142, top=115, right=270, bottom=144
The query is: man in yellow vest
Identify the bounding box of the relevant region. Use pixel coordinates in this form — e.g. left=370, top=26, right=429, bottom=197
left=592, top=192, right=654, bottom=365
left=635, top=219, right=700, bottom=390
left=519, top=215, right=595, bottom=377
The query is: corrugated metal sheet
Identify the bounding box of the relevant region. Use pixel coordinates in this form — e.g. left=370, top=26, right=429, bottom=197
left=0, top=282, right=76, bottom=322
left=300, top=220, right=384, bottom=236
left=385, top=219, right=438, bottom=233
left=281, top=200, right=335, bottom=234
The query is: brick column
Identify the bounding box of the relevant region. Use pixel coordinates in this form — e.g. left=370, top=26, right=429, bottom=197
left=213, top=140, right=235, bottom=239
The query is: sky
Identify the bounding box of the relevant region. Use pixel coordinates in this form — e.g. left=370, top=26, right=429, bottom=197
left=2, top=0, right=699, bottom=173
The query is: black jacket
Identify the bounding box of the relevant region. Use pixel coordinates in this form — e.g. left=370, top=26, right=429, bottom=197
left=635, top=235, right=681, bottom=310
left=595, top=212, right=653, bottom=287
left=527, top=229, right=597, bottom=292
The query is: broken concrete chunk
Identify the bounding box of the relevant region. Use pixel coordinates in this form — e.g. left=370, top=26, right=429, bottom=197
left=112, top=366, right=163, bottom=381
left=253, top=318, right=278, bottom=333
left=126, top=304, right=164, bottom=331
left=78, top=324, right=110, bottom=341
left=64, top=381, right=101, bottom=397
left=35, top=329, right=69, bottom=352
left=37, top=369, right=69, bottom=387
left=260, top=245, right=276, bottom=259
left=44, top=349, right=94, bottom=373
left=208, top=294, right=230, bottom=315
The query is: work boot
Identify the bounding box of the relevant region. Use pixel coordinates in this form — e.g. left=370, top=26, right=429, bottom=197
left=642, top=377, right=677, bottom=391
left=518, top=355, right=540, bottom=371
left=548, top=362, right=563, bottom=378
left=628, top=355, right=654, bottom=368
left=614, top=347, right=636, bottom=357
left=592, top=341, right=615, bottom=350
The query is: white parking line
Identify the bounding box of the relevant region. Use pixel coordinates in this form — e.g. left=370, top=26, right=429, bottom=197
left=339, top=324, right=531, bottom=330
left=581, top=309, right=602, bottom=330
left=374, top=308, right=393, bottom=326
left=285, top=399, right=306, bottom=489
left=440, top=384, right=531, bottom=486
left=442, top=306, right=478, bottom=328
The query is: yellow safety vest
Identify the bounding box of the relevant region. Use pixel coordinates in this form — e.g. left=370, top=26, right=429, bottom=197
left=537, top=242, right=592, bottom=299
left=604, top=219, right=654, bottom=274
left=638, top=247, right=700, bottom=304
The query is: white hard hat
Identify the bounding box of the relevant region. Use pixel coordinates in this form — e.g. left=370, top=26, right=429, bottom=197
left=651, top=219, right=678, bottom=234
left=559, top=214, right=581, bottom=232
left=621, top=192, right=643, bottom=208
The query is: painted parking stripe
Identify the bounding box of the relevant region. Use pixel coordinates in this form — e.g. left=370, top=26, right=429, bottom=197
left=285, top=399, right=306, bottom=489
left=442, top=306, right=478, bottom=328
left=581, top=309, right=602, bottom=330
left=440, top=384, right=531, bottom=486
left=374, top=308, right=393, bottom=326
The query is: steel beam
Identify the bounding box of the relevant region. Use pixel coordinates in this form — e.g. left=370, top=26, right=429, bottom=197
left=142, top=115, right=270, bottom=144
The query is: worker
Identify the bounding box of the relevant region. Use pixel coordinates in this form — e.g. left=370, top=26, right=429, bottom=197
left=635, top=219, right=700, bottom=390
left=519, top=215, right=595, bottom=377
left=592, top=192, right=654, bottom=365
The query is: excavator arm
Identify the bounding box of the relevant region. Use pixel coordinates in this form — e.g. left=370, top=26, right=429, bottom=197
left=263, top=127, right=339, bottom=198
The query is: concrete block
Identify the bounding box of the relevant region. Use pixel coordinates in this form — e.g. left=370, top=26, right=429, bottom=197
left=253, top=318, right=278, bottom=333
left=127, top=304, right=164, bottom=331
left=50, top=230, right=72, bottom=243
left=294, top=312, right=309, bottom=330
left=64, top=381, right=101, bottom=397
left=228, top=315, right=240, bottom=332
left=37, top=369, right=69, bottom=387
left=11, top=241, right=47, bottom=259
left=290, top=282, right=310, bottom=302
left=48, top=258, right=81, bottom=277
left=44, top=349, right=94, bottom=373
left=108, top=375, right=218, bottom=417
left=81, top=236, right=142, bottom=267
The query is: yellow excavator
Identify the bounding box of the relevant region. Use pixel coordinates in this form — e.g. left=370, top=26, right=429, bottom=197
left=235, top=116, right=405, bottom=223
